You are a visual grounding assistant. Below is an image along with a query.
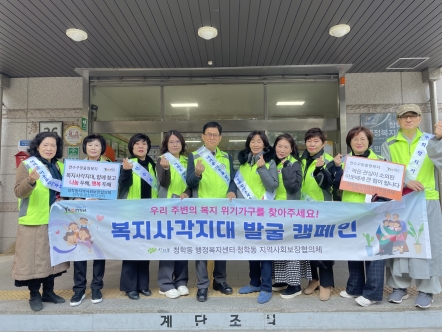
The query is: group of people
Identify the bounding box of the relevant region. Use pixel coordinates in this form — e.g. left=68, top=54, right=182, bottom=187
left=13, top=104, right=441, bottom=312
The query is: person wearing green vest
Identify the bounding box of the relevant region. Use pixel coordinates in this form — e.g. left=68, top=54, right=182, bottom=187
left=118, top=133, right=157, bottom=300
left=186, top=121, right=237, bottom=302
left=381, top=104, right=442, bottom=309
left=332, top=126, right=386, bottom=307
left=13, top=132, right=69, bottom=312
left=157, top=130, right=191, bottom=299
left=70, top=134, right=110, bottom=307
left=270, top=133, right=312, bottom=299
left=237, top=130, right=278, bottom=304
left=300, top=127, right=335, bottom=301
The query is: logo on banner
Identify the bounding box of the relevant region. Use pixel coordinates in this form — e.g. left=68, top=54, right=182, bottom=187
left=63, top=205, right=87, bottom=214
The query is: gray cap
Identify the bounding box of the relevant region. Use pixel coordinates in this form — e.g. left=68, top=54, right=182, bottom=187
left=397, top=104, right=422, bottom=117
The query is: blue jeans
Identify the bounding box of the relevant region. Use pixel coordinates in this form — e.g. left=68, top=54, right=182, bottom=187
left=249, top=260, right=272, bottom=292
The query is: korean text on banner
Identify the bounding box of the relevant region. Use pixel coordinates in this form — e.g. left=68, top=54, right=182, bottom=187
left=339, top=156, right=405, bottom=200
left=61, top=159, right=120, bottom=199
left=48, top=192, right=429, bottom=265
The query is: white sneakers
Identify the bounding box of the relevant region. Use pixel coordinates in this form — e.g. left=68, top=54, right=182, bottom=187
left=339, top=290, right=357, bottom=298
left=159, top=286, right=189, bottom=299
left=355, top=296, right=376, bottom=307
left=177, top=286, right=189, bottom=296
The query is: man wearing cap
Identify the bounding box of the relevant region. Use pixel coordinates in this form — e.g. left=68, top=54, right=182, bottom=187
left=381, top=104, right=442, bottom=309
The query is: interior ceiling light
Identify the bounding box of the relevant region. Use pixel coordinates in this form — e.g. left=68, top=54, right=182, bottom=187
left=185, top=140, right=201, bottom=143
left=276, top=101, right=305, bottom=106
left=198, top=26, right=218, bottom=40
left=229, top=140, right=246, bottom=142
left=329, top=24, right=350, bottom=38
left=171, top=103, right=198, bottom=107
left=66, top=28, right=88, bottom=42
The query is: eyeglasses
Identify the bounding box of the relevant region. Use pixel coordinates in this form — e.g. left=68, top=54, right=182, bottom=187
left=398, top=114, right=419, bottom=120
left=204, top=133, right=220, bottom=138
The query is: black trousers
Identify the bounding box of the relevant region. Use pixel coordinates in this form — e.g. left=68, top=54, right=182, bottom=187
left=73, top=260, right=106, bottom=292
left=119, top=260, right=150, bottom=292
left=310, top=260, right=334, bottom=287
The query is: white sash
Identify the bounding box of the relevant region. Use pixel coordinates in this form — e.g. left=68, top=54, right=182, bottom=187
left=163, top=153, right=186, bottom=184
left=195, top=146, right=230, bottom=186
left=234, top=170, right=276, bottom=200
left=22, top=156, right=62, bottom=192
left=129, top=160, right=158, bottom=191
left=234, top=171, right=257, bottom=199
left=406, top=133, right=434, bottom=181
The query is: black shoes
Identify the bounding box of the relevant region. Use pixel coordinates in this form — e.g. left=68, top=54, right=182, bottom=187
left=197, top=288, right=208, bottom=302
left=42, top=290, right=65, bottom=304
left=91, top=289, right=103, bottom=304
left=140, top=289, right=152, bottom=296
left=70, top=291, right=86, bottom=307
left=29, top=293, right=43, bottom=312
left=213, top=281, right=233, bottom=295
left=127, top=291, right=139, bottom=300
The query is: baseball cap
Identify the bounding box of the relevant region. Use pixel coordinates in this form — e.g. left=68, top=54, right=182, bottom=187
left=397, top=104, right=422, bottom=117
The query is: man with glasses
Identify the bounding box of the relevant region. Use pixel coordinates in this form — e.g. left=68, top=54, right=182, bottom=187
left=186, top=121, right=237, bottom=302
left=381, top=104, right=442, bottom=309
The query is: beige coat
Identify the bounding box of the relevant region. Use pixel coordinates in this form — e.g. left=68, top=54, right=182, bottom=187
left=12, top=162, right=69, bottom=281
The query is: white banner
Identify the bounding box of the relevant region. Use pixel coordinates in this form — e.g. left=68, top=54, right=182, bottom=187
left=48, top=192, right=430, bottom=265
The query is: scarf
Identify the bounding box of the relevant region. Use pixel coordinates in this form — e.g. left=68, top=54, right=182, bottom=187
left=37, top=156, right=62, bottom=206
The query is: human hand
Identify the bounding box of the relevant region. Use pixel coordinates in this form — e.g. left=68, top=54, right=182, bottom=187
left=160, top=156, right=170, bottom=169
left=195, top=159, right=205, bottom=176
left=434, top=120, right=442, bottom=139
left=406, top=180, right=425, bottom=191
left=180, top=193, right=189, bottom=200
left=256, top=155, right=265, bottom=168
left=226, top=192, right=236, bottom=201
left=122, top=158, right=133, bottom=170
left=334, top=154, right=343, bottom=167
left=28, top=167, right=40, bottom=185
left=315, top=157, right=325, bottom=168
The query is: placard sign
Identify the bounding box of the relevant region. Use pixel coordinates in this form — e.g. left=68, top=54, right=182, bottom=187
left=339, top=156, right=405, bottom=200
left=61, top=159, right=120, bottom=199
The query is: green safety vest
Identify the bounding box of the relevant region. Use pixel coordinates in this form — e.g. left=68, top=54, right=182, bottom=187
left=192, top=147, right=231, bottom=198
left=18, top=161, right=64, bottom=225
left=126, top=158, right=158, bottom=199
left=166, top=155, right=188, bottom=198
left=301, top=152, right=333, bottom=201
left=386, top=130, right=439, bottom=200
left=275, top=155, right=298, bottom=201
left=342, top=150, right=384, bottom=203
left=238, top=159, right=272, bottom=199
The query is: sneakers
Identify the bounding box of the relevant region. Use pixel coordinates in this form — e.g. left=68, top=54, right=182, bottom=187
left=414, top=292, right=434, bottom=308
left=272, top=282, right=288, bottom=291
left=388, top=288, right=409, bottom=304
left=340, top=290, right=358, bottom=298
left=177, top=285, right=189, bottom=296
left=91, top=289, right=103, bottom=304
left=238, top=284, right=261, bottom=294
left=303, top=280, right=319, bottom=295
left=159, top=288, right=181, bottom=299
left=257, top=291, right=272, bottom=304
left=280, top=285, right=302, bottom=299
left=355, top=296, right=376, bottom=307
left=70, top=291, right=85, bottom=307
